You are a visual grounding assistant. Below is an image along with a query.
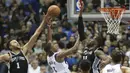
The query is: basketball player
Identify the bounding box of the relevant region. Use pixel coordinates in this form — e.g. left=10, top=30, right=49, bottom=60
left=44, top=21, right=80, bottom=73
left=79, top=59, right=91, bottom=73
left=78, top=1, right=111, bottom=73
left=101, top=50, right=130, bottom=73
left=0, top=14, right=51, bottom=73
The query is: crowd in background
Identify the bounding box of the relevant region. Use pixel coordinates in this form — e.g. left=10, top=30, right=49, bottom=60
left=83, top=0, right=129, bottom=13
left=0, top=0, right=130, bottom=73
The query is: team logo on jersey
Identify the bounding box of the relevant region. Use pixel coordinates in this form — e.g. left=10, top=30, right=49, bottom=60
left=11, top=56, right=25, bottom=62
left=11, top=57, right=17, bottom=62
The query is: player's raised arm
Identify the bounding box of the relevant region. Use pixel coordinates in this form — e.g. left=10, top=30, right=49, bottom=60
left=22, top=14, right=51, bottom=54
left=125, top=68, right=130, bottom=73
left=56, top=34, right=80, bottom=61
left=78, top=1, right=86, bottom=42
left=47, top=19, right=52, bottom=43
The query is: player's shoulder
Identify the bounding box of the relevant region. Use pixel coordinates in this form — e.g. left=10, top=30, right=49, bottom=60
left=102, top=64, right=111, bottom=71
left=101, top=64, right=111, bottom=73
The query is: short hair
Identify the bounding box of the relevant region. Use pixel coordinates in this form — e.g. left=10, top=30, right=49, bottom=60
left=44, top=43, right=51, bottom=53
left=7, top=40, right=12, bottom=50
left=111, top=50, right=122, bottom=64
left=79, top=60, right=91, bottom=72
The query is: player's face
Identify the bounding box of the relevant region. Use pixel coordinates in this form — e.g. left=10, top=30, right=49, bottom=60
left=51, top=40, right=58, bottom=52
left=10, top=40, right=21, bottom=50
left=87, top=39, right=95, bottom=50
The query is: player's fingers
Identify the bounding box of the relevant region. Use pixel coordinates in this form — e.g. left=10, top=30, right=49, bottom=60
left=82, top=1, right=84, bottom=6
left=44, top=12, right=50, bottom=18
left=47, top=17, right=52, bottom=25
left=49, top=18, right=52, bottom=24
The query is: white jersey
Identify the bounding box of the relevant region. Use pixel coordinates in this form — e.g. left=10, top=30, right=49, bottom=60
left=47, top=53, right=71, bottom=73
left=102, top=64, right=122, bottom=73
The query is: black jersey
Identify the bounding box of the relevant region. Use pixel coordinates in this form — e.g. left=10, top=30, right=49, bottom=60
left=82, top=47, right=101, bottom=73
left=9, top=50, right=28, bottom=73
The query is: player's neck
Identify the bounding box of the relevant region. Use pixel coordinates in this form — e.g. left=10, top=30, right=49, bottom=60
left=48, top=51, right=54, bottom=56
left=12, top=49, right=20, bottom=54
left=111, top=61, right=121, bottom=65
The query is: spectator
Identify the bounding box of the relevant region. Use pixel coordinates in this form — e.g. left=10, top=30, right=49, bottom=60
left=53, top=26, right=67, bottom=41
left=79, top=60, right=91, bottom=73
left=56, top=0, right=67, bottom=8
left=9, top=28, right=17, bottom=39
left=62, top=22, right=72, bottom=39
left=67, top=36, right=76, bottom=48
left=39, top=0, right=55, bottom=14
left=71, top=64, right=78, bottom=73
left=39, top=33, right=46, bottom=46
left=0, top=36, right=1, bottom=46
left=122, top=56, right=129, bottom=67
left=65, top=55, right=78, bottom=70
left=37, top=53, right=47, bottom=66
left=40, top=65, right=47, bottom=73
left=33, top=40, right=43, bottom=54
left=71, top=26, right=77, bottom=36
left=28, top=59, right=40, bottom=73
left=92, top=0, right=100, bottom=11
left=103, top=46, right=109, bottom=55
left=127, top=26, right=130, bottom=40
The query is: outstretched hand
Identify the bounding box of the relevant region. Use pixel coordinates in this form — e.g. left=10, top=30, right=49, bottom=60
left=43, top=13, right=52, bottom=24
left=47, top=18, right=52, bottom=28
left=79, top=0, right=84, bottom=16
left=80, top=1, right=84, bottom=12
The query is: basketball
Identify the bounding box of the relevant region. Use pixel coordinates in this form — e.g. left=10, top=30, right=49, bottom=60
left=47, top=5, right=61, bottom=17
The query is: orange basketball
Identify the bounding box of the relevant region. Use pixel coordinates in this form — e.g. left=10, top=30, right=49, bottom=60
left=47, top=5, right=61, bottom=17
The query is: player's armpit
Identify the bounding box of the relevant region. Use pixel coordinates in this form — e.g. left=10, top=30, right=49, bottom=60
left=95, top=50, right=111, bottom=64
left=0, top=54, right=10, bottom=62
left=95, top=50, right=104, bottom=57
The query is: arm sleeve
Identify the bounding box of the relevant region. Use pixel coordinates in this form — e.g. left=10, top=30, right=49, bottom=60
left=78, top=16, right=86, bottom=41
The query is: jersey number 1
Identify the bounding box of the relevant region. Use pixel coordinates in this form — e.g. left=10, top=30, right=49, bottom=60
left=53, top=67, right=57, bottom=72
left=17, top=62, right=20, bottom=69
